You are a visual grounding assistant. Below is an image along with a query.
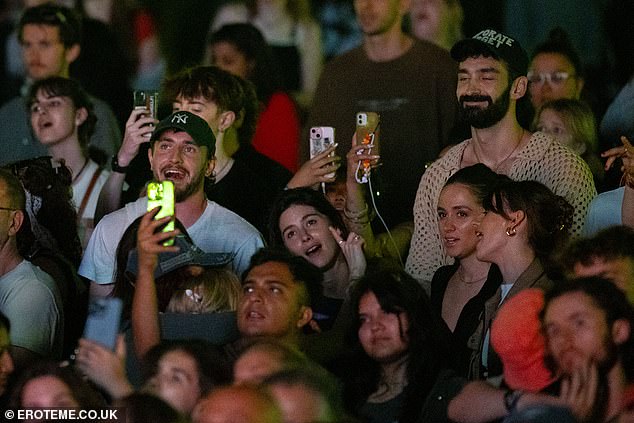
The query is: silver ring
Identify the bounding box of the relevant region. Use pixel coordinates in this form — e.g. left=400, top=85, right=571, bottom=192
left=338, top=240, right=344, bottom=245
left=354, top=235, right=360, bottom=240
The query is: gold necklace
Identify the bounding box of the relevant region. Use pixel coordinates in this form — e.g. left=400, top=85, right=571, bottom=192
left=472, top=129, right=524, bottom=171
left=457, top=267, right=488, bottom=285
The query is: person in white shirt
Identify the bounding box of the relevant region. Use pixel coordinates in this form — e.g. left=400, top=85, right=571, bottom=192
left=28, top=76, right=110, bottom=248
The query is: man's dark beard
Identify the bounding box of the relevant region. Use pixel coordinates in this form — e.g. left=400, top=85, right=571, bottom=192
left=545, top=336, right=620, bottom=422
left=174, top=170, right=205, bottom=202
left=459, top=85, right=511, bottom=129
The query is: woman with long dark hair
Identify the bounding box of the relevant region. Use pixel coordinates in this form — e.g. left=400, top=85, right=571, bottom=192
left=341, top=268, right=461, bottom=423
left=431, top=164, right=501, bottom=377
left=470, top=177, right=573, bottom=380
left=208, top=23, right=301, bottom=172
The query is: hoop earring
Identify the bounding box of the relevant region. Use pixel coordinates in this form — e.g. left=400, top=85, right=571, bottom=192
left=506, top=227, right=516, bottom=236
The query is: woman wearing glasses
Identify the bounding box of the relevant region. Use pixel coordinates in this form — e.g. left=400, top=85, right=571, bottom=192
left=527, top=28, right=585, bottom=110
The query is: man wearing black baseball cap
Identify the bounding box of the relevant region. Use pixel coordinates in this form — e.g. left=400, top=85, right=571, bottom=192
left=79, top=109, right=264, bottom=298
left=406, top=28, right=596, bottom=299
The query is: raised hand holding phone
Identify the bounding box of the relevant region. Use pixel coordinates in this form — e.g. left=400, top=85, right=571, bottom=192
left=355, top=112, right=380, bottom=183
left=82, top=298, right=123, bottom=351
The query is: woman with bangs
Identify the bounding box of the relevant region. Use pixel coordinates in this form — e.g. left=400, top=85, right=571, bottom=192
left=341, top=268, right=462, bottom=423
left=469, top=176, right=573, bottom=380
left=268, top=187, right=366, bottom=333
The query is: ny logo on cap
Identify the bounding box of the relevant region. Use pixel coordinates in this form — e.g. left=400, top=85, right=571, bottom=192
left=172, top=113, right=189, bottom=124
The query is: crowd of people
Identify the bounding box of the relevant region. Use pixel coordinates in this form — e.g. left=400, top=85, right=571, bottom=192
left=0, top=0, right=633, bottom=422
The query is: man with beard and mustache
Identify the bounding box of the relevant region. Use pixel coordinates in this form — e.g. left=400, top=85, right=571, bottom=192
left=541, top=277, right=634, bottom=422
left=448, top=277, right=633, bottom=423
left=406, top=28, right=596, bottom=291
left=79, top=111, right=264, bottom=298
left=304, top=0, right=461, bottom=230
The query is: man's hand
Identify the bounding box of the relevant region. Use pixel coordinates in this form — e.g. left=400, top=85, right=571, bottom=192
left=137, top=208, right=180, bottom=275
left=117, top=108, right=158, bottom=167
left=558, top=360, right=599, bottom=422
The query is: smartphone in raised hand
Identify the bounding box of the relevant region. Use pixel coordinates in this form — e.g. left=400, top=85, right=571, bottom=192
left=309, top=126, right=336, bottom=179
left=355, top=112, right=380, bottom=183
left=82, top=298, right=122, bottom=351
left=147, top=180, right=175, bottom=246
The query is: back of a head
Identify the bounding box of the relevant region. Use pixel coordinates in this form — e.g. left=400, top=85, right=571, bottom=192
left=166, top=267, right=241, bottom=314
left=561, top=225, right=634, bottom=273
left=19, top=3, right=82, bottom=48
left=116, top=393, right=187, bottom=423
left=193, top=384, right=283, bottom=423
left=5, top=157, right=80, bottom=260
left=264, top=364, right=346, bottom=423
left=0, top=168, right=26, bottom=211
left=234, top=338, right=309, bottom=384
left=232, top=77, right=260, bottom=146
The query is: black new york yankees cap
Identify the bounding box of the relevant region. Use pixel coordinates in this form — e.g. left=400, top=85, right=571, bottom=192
left=151, top=111, right=216, bottom=154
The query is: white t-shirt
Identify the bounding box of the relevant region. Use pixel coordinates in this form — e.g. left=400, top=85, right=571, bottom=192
left=78, top=197, right=265, bottom=284
left=72, top=160, right=110, bottom=248
left=0, top=260, right=63, bottom=357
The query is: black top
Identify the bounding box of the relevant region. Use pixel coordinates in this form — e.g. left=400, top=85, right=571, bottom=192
left=205, top=159, right=276, bottom=234
left=430, top=262, right=501, bottom=378
left=233, top=143, right=292, bottom=191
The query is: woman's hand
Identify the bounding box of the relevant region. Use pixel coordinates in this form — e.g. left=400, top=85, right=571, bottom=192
left=347, top=133, right=380, bottom=185
left=287, top=145, right=341, bottom=189
left=329, top=227, right=366, bottom=281
left=601, top=135, right=633, bottom=172
left=75, top=336, right=134, bottom=399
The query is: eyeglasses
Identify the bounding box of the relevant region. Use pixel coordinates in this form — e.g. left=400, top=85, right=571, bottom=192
left=527, top=71, right=575, bottom=85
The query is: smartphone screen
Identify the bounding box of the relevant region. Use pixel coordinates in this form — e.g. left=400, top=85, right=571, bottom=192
left=309, top=126, right=336, bottom=179
left=83, top=298, right=122, bottom=350
left=147, top=180, right=175, bottom=246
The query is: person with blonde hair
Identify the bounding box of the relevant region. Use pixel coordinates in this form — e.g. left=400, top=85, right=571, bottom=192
left=167, top=268, right=241, bottom=314
left=533, top=98, right=604, bottom=188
